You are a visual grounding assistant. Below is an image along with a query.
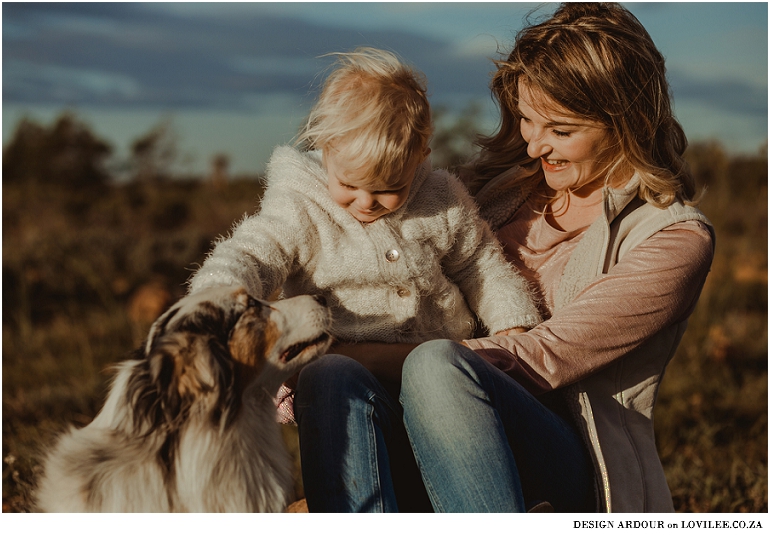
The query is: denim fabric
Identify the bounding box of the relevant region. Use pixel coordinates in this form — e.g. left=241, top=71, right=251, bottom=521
left=401, top=340, right=595, bottom=512
left=295, top=342, right=594, bottom=513
left=294, top=354, right=431, bottom=512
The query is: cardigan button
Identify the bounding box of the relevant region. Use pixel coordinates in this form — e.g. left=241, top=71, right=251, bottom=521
left=385, top=249, right=400, bottom=262
left=396, top=288, right=411, bottom=297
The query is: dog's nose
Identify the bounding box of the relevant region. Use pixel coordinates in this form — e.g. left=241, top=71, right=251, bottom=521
left=313, top=295, right=327, bottom=306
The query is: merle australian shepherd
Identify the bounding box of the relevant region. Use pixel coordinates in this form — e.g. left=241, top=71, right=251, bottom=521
left=36, top=286, right=332, bottom=512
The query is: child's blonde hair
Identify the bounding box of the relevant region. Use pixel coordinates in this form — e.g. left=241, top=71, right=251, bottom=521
left=297, top=47, right=432, bottom=188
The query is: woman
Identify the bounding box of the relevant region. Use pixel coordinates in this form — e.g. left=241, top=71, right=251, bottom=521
left=295, top=2, right=714, bottom=512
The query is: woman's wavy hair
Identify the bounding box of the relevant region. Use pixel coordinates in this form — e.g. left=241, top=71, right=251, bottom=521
left=296, top=47, right=432, bottom=188
left=470, top=3, right=695, bottom=207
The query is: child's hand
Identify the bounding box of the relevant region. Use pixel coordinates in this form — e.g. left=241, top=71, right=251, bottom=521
left=494, top=327, right=529, bottom=337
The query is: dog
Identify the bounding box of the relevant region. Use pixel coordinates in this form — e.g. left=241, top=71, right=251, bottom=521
left=35, top=286, right=332, bottom=512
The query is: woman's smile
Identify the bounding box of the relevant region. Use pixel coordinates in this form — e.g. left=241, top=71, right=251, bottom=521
left=541, top=158, right=570, bottom=173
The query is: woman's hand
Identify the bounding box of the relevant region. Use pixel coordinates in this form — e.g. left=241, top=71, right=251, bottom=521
left=458, top=327, right=527, bottom=349
left=493, top=327, right=530, bottom=337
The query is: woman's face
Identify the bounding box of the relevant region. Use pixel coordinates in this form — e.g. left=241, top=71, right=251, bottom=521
left=517, top=82, right=615, bottom=196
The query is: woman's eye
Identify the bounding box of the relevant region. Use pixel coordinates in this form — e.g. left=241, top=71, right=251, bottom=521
left=553, top=129, right=571, bottom=138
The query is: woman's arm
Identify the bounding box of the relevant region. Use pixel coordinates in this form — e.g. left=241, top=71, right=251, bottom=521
left=464, top=221, right=714, bottom=394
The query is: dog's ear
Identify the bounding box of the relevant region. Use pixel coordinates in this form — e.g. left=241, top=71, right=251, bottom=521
left=150, top=334, right=217, bottom=427
left=126, top=334, right=202, bottom=433
left=145, top=304, right=181, bottom=355
left=206, top=337, right=241, bottom=427
left=129, top=333, right=242, bottom=433
left=228, top=320, right=269, bottom=374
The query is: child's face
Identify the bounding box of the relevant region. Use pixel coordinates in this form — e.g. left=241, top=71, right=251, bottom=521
left=325, top=149, right=428, bottom=224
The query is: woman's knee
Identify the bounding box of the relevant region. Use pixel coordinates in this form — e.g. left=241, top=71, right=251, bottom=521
left=401, top=340, right=474, bottom=402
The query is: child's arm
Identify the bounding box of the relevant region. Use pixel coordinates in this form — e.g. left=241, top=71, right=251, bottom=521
left=188, top=189, right=316, bottom=298
left=441, top=173, right=542, bottom=334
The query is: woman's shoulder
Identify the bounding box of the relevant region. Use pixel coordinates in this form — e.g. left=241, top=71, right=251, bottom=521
left=408, top=167, right=482, bottom=219
left=421, top=167, right=467, bottom=195
left=618, top=197, right=714, bottom=247
left=455, top=164, right=541, bottom=230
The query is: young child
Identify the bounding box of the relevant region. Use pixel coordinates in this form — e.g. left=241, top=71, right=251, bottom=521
left=187, top=48, right=541, bottom=421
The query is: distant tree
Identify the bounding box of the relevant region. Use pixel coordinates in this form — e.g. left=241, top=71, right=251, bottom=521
left=208, top=153, right=230, bottom=190
left=2, top=112, right=112, bottom=188
left=130, top=117, right=178, bottom=182
left=684, top=140, right=730, bottom=190
left=430, top=102, right=484, bottom=171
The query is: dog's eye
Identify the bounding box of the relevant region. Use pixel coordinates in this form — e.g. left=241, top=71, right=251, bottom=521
left=247, top=297, right=259, bottom=308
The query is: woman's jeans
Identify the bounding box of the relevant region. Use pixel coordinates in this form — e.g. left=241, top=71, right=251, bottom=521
left=294, top=340, right=595, bottom=512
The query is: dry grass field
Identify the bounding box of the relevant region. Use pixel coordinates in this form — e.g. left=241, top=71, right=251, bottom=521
left=2, top=115, right=766, bottom=512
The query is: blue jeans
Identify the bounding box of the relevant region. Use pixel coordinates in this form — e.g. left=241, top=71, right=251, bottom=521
left=294, top=354, right=432, bottom=512
left=295, top=341, right=595, bottom=512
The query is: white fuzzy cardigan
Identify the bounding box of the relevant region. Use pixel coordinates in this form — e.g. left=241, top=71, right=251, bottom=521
left=188, top=146, right=540, bottom=343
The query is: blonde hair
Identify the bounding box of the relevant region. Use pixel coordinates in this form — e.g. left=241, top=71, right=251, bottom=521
left=471, top=3, right=695, bottom=207
left=296, top=47, right=432, bottom=188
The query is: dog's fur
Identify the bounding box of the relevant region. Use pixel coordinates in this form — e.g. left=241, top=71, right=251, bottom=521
left=35, top=286, right=332, bottom=512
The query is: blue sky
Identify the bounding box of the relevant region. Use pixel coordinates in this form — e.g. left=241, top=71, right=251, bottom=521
left=3, top=2, right=768, bottom=175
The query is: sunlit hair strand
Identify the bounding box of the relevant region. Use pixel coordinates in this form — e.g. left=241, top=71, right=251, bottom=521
left=296, top=47, right=433, bottom=188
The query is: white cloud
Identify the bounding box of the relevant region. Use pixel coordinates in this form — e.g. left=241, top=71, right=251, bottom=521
left=227, top=56, right=321, bottom=77
left=4, top=60, right=141, bottom=101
